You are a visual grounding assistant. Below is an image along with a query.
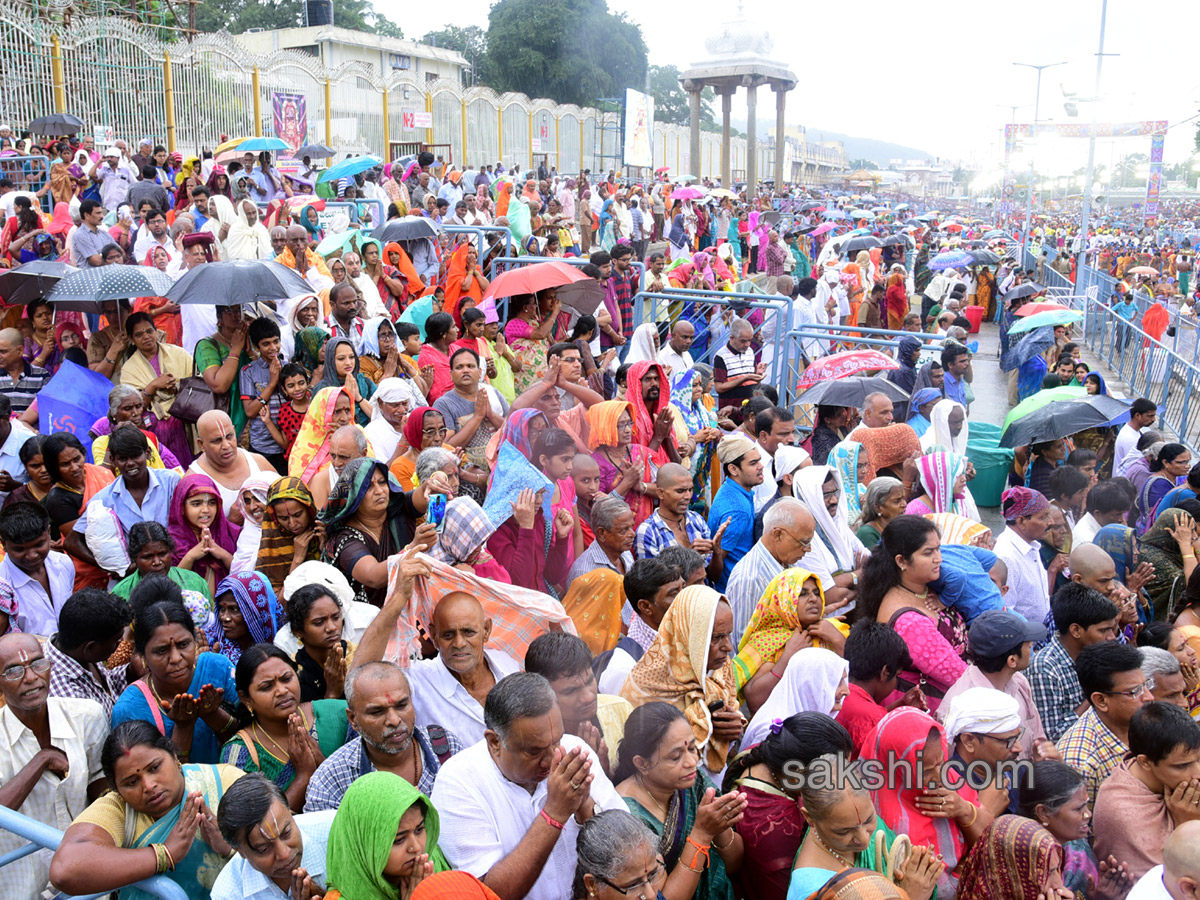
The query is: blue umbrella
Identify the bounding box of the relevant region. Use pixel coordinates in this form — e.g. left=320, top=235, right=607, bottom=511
left=1007, top=309, right=1083, bottom=335
left=237, top=137, right=292, bottom=152
left=821, top=208, right=848, bottom=220
left=928, top=250, right=976, bottom=271
left=318, top=155, right=383, bottom=184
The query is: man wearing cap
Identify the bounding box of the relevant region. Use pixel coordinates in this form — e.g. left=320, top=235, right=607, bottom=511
left=89, top=148, right=134, bottom=211
left=707, top=434, right=764, bottom=591
left=938, top=610, right=1053, bottom=762
left=993, top=487, right=1056, bottom=625
left=942, top=687, right=1026, bottom=815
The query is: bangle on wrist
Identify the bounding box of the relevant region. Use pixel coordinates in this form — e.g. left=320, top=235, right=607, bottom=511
left=713, top=829, right=735, bottom=850
left=961, top=802, right=978, bottom=828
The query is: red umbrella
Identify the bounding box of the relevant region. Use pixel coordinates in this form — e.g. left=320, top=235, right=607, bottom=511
left=796, top=349, right=899, bottom=390
left=942, top=222, right=965, bottom=232
left=1014, top=301, right=1071, bottom=317
left=481, top=260, right=604, bottom=317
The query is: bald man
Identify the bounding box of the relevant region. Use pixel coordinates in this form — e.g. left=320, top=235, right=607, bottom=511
left=276, top=222, right=331, bottom=282
left=186, top=410, right=276, bottom=524
left=354, top=585, right=521, bottom=746
left=853, top=392, right=895, bottom=433
left=0, top=633, right=108, bottom=899
left=635, top=463, right=727, bottom=584
left=0, top=328, right=48, bottom=417
left=1070, top=542, right=1140, bottom=630
left=1126, top=820, right=1200, bottom=899
left=310, top=425, right=368, bottom=510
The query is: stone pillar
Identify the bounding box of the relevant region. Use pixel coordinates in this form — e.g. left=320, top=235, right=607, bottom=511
left=774, top=85, right=787, bottom=188
left=683, top=79, right=702, bottom=179
left=721, top=89, right=732, bottom=188
left=745, top=79, right=758, bottom=197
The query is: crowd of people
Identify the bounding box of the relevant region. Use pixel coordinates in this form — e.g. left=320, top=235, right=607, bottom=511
left=0, top=124, right=1197, bottom=900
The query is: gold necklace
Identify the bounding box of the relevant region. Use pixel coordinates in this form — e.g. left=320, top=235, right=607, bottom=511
left=810, top=830, right=853, bottom=867
left=253, top=706, right=309, bottom=762
left=902, top=583, right=940, bottom=613
left=636, top=776, right=670, bottom=820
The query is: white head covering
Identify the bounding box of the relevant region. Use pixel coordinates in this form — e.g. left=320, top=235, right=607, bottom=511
left=773, top=444, right=810, bottom=484
left=202, top=194, right=238, bottom=259
left=942, top=687, right=1021, bottom=743
left=283, top=560, right=354, bottom=605
left=625, top=322, right=659, bottom=365
left=922, top=398, right=969, bottom=455
left=792, top=464, right=855, bottom=571
left=742, top=648, right=849, bottom=746
left=225, top=197, right=274, bottom=261
left=371, top=376, right=425, bottom=421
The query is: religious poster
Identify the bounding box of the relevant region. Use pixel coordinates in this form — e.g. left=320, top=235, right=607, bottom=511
left=624, top=88, right=654, bottom=169
left=272, top=91, right=307, bottom=157
left=1144, top=130, right=1165, bottom=222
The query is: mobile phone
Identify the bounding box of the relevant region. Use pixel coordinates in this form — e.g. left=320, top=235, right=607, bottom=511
left=706, top=700, right=725, bottom=714
left=426, top=493, right=447, bottom=533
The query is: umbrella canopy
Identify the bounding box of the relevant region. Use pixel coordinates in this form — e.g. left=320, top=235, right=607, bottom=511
left=372, top=217, right=442, bottom=243
left=796, top=350, right=900, bottom=390
left=928, top=250, right=976, bottom=271
left=969, top=249, right=1000, bottom=266
left=880, top=234, right=912, bottom=248
left=46, top=265, right=175, bottom=312
left=0, top=260, right=79, bottom=305
left=942, top=222, right=965, bottom=232
left=1007, top=309, right=1082, bottom=335
left=315, top=228, right=367, bottom=257
left=318, top=155, right=383, bottom=184
left=675, top=174, right=700, bottom=183
left=821, top=208, right=848, bottom=220
left=293, top=144, right=335, bottom=159
left=708, top=188, right=738, bottom=200
left=28, top=113, right=85, bottom=134
left=798, top=201, right=825, bottom=211
left=841, top=235, right=883, bottom=256
left=1014, top=301, right=1072, bottom=317
left=237, top=137, right=292, bottom=153
left=1002, top=283, right=1045, bottom=304
left=809, top=222, right=836, bottom=237
left=794, top=375, right=909, bottom=408
left=214, top=136, right=253, bottom=154
left=165, top=260, right=313, bottom=305
left=672, top=186, right=705, bottom=200
left=1001, top=388, right=1131, bottom=448
left=982, top=229, right=1009, bottom=239
left=482, top=261, right=604, bottom=317
left=848, top=208, right=875, bottom=219
left=1128, top=266, right=1160, bottom=276
left=1000, top=325, right=1056, bottom=371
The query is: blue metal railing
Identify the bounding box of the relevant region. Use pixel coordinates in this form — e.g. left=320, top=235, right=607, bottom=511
left=0, top=805, right=187, bottom=900
left=445, top=224, right=514, bottom=264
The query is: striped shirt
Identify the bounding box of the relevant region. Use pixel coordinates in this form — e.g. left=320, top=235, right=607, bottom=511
left=0, top=361, right=48, bottom=415
left=634, top=510, right=712, bottom=563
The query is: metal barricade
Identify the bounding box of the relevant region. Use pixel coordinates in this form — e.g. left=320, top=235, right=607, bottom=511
left=0, top=805, right=187, bottom=900
left=0, top=155, right=50, bottom=212
left=445, top=224, right=513, bottom=262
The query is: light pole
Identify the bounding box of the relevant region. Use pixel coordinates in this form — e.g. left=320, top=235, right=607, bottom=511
left=1075, top=0, right=1115, bottom=293
left=1014, top=60, right=1067, bottom=262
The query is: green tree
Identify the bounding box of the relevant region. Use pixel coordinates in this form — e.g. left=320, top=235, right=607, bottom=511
left=484, top=0, right=647, bottom=106
left=420, top=26, right=490, bottom=85
left=849, top=158, right=878, bottom=170
left=192, top=0, right=402, bottom=38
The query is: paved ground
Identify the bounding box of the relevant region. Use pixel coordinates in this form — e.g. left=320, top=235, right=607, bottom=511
left=968, top=322, right=1011, bottom=534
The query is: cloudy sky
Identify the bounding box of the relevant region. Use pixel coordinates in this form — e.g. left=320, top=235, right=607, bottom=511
left=387, top=0, right=1200, bottom=174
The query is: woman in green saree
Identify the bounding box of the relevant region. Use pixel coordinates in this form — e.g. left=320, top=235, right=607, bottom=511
left=614, top=702, right=747, bottom=900
left=219, top=643, right=350, bottom=812
left=325, top=771, right=451, bottom=900
left=51, top=720, right=243, bottom=900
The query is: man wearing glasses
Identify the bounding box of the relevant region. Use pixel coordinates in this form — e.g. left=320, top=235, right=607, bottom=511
left=724, top=498, right=816, bottom=642
left=0, top=632, right=108, bottom=900
left=943, top=687, right=1029, bottom=817
left=1059, top=641, right=1154, bottom=810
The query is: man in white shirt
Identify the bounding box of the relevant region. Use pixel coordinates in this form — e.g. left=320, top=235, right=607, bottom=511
left=750, top=406, right=796, bottom=512
left=213, top=774, right=334, bottom=900
left=1073, top=480, right=1135, bottom=547
left=993, top=488, right=1055, bottom=626
left=0, top=633, right=107, bottom=900
left=656, top=319, right=695, bottom=379
left=1123, top=821, right=1200, bottom=900
left=404, top=592, right=522, bottom=746
left=814, top=267, right=842, bottom=347
left=725, top=499, right=815, bottom=640
left=432, top=673, right=625, bottom=900
left=1114, top=399, right=1158, bottom=477
left=0, top=502, right=75, bottom=636
left=793, top=276, right=821, bottom=361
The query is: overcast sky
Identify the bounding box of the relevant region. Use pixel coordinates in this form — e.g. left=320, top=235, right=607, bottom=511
left=388, top=0, right=1200, bottom=173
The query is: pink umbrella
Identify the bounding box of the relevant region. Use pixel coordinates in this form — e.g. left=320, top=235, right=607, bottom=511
left=673, top=187, right=706, bottom=201
left=796, top=349, right=900, bottom=390
left=810, top=222, right=836, bottom=237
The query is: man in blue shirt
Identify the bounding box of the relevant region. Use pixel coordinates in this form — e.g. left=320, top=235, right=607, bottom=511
left=707, top=435, right=763, bottom=591
left=942, top=343, right=971, bottom=410
left=65, top=426, right=181, bottom=566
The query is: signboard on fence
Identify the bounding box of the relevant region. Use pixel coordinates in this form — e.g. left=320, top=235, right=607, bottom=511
left=532, top=138, right=543, bottom=153
left=402, top=110, right=433, bottom=130
left=272, top=92, right=307, bottom=157
left=93, top=125, right=114, bottom=145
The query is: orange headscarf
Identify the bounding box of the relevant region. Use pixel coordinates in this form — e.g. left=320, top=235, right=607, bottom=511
left=381, top=240, right=426, bottom=296
left=441, top=243, right=482, bottom=321
left=496, top=183, right=513, bottom=218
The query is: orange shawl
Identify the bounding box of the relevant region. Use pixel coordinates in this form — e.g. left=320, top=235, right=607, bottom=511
left=496, top=183, right=513, bottom=218
left=382, top=240, right=426, bottom=296
left=442, top=243, right=482, bottom=320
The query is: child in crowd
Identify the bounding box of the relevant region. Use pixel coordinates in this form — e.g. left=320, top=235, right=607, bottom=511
left=240, top=317, right=288, bottom=472
left=0, top=501, right=75, bottom=636
left=265, top=362, right=312, bottom=456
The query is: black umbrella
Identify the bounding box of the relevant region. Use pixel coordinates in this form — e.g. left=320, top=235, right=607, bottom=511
left=27, top=113, right=85, bottom=134
left=970, top=249, right=1000, bottom=266
left=1002, top=283, right=1043, bottom=303
left=798, top=201, right=825, bottom=211
left=842, top=236, right=882, bottom=256
left=294, top=144, right=335, bottom=159
left=1000, top=395, right=1131, bottom=448
left=0, top=260, right=78, bottom=305
left=794, top=376, right=908, bottom=408
left=880, top=234, right=911, bottom=248
left=373, top=218, right=442, bottom=243
left=46, top=265, right=175, bottom=312
left=166, top=260, right=313, bottom=305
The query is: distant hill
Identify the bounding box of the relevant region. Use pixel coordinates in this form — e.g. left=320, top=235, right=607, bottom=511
left=730, top=118, right=937, bottom=166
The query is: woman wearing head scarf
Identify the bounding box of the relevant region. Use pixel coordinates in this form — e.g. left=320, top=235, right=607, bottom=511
left=589, top=399, right=655, bottom=527
left=742, top=647, right=849, bottom=745
left=223, top=197, right=273, bottom=260
left=390, top=405, right=453, bottom=490
left=315, top=337, right=377, bottom=426
left=887, top=335, right=923, bottom=416
left=921, top=399, right=969, bottom=455
left=119, top=310, right=195, bottom=467
left=293, top=325, right=330, bottom=373
left=860, top=708, right=988, bottom=897
left=905, top=387, right=943, bottom=438
left=831, top=440, right=869, bottom=528
left=487, top=408, right=549, bottom=474
left=206, top=571, right=283, bottom=664
left=442, top=242, right=488, bottom=322
left=358, top=317, right=400, bottom=386
left=230, top=472, right=275, bottom=575
left=427, top=495, right=509, bottom=583
left=624, top=322, right=660, bottom=366
left=324, top=772, right=450, bottom=900
left=905, top=451, right=970, bottom=516
left=1138, top=508, right=1199, bottom=620
left=255, top=476, right=323, bottom=594
left=287, top=386, right=355, bottom=480
left=733, top=568, right=850, bottom=695
left=885, top=266, right=909, bottom=329
left=671, top=369, right=722, bottom=510
left=169, top=473, right=242, bottom=596
left=954, top=815, right=1068, bottom=900
left=201, top=193, right=238, bottom=259
left=620, top=585, right=741, bottom=776
left=792, top=466, right=867, bottom=609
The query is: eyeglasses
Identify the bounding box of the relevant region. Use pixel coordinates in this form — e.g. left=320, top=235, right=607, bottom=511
left=422, top=426, right=448, bottom=437
left=598, top=862, right=665, bottom=897
left=2, top=657, right=50, bottom=682
left=781, top=529, right=813, bottom=550
left=1104, top=679, right=1153, bottom=698
left=969, top=732, right=1020, bottom=751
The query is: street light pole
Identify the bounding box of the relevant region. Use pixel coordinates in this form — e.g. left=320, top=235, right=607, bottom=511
left=1075, top=0, right=1111, bottom=295
left=1015, top=60, right=1067, bottom=263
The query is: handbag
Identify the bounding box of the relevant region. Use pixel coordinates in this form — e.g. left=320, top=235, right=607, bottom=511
left=168, top=340, right=231, bottom=423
